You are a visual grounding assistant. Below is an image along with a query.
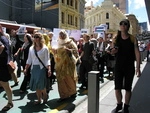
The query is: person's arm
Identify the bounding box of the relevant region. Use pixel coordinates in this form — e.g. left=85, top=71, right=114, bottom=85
left=14, top=48, right=21, bottom=56
left=0, top=42, right=4, bottom=54
left=134, top=38, right=141, bottom=77
left=45, top=47, right=51, bottom=77
left=24, top=48, right=32, bottom=76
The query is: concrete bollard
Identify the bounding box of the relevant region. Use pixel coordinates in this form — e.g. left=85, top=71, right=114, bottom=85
left=88, top=71, right=100, bottom=113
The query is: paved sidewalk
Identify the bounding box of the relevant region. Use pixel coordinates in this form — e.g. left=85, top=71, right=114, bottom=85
left=0, top=66, right=109, bottom=113
left=0, top=60, right=148, bottom=113
left=72, top=60, right=149, bottom=113
left=100, top=60, right=149, bottom=113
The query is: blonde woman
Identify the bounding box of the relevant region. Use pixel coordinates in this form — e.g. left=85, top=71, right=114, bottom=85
left=24, top=32, right=51, bottom=104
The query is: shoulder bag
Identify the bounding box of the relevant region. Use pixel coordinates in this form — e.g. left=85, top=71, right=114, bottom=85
left=34, top=48, right=49, bottom=78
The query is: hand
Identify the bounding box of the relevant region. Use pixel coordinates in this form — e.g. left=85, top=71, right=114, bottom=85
left=24, top=69, right=27, bottom=76
left=136, top=68, right=141, bottom=77
left=111, top=47, right=118, bottom=54
left=92, top=50, right=96, bottom=55
left=48, top=70, right=51, bottom=77
left=65, top=47, right=72, bottom=52
left=14, top=53, right=17, bottom=57
left=52, top=48, right=57, bottom=54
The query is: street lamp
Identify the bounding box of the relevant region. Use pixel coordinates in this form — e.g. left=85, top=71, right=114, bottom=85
left=41, top=0, right=43, bottom=30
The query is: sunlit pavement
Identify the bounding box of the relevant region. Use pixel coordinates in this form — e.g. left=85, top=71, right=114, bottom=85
left=0, top=69, right=110, bottom=113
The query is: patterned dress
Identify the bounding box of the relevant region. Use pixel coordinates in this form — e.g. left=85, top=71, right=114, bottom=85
left=54, top=40, right=78, bottom=99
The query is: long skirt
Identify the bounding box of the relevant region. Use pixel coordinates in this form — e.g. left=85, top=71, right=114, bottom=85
left=57, top=75, right=76, bottom=99
left=29, top=65, right=47, bottom=91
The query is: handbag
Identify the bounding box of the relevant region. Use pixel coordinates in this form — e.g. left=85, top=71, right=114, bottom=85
left=34, top=48, right=49, bottom=78
left=7, top=61, right=16, bottom=74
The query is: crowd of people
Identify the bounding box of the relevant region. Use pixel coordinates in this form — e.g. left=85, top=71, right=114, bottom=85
left=0, top=19, right=149, bottom=113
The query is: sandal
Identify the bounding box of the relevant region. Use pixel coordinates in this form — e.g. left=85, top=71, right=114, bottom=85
left=2, top=103, right=13, bottom=111
left=34, top=101, right=41, bottom=105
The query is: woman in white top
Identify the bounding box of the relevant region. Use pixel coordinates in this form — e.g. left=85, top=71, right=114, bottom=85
left=24, top=32, right=51, bottom=104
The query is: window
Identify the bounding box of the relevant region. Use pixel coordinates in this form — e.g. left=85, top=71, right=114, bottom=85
left=67, top=0, right=69, bottom=5
left=61, top=12, right=64, bottom=24
left=106, top=22, right=109, bottom=29
left=70, top=0, right=73, bottom=6
left=106, top=13, right=109, bottom=19
left=71, top=15, right=73, bottom=25
left=75, top=17, right=78, bottom=27
left=75, top=0, right=78, bottom=9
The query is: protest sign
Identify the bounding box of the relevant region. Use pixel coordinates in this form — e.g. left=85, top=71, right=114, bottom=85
left=17, top=26, right=26, bottom=35
left=69, top=30, right=81, bottom=41
left=81, top=29, right=89, bottom=34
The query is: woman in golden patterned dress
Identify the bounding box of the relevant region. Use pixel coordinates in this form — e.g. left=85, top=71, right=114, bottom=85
left=53, top=30, right=79, bottom=102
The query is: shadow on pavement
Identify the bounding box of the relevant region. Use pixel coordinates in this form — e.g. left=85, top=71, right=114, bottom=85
left=129, top=62, right=150, bottom=113
left=18, top=102, right=48, bottom=113
left=12, top=89, right=28, bottom=101
left=47, top=97, right=76, bottom=112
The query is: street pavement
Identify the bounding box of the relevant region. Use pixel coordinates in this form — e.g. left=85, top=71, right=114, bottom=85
left=0, top=65, right=109, bottom=113
left=72, top=59, right=150, bottom=113
left=0, top=59, right=149, bottom=113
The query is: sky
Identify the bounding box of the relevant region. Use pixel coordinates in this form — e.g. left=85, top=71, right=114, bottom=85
left=85, top=0, right=149, bottom=29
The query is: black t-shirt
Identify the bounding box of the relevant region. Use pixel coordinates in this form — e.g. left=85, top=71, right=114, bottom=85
left=115, top=37, right=135, bottom=67
left=81, top=41, right=94, bottom=61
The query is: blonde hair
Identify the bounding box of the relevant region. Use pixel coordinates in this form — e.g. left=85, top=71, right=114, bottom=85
left=33, top=32, right=45, bottom=48
left=43, top=33, right=51, bottom=51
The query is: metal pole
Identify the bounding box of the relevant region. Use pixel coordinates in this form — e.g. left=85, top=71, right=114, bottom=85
left=88, top=71, right=100, bottom=113
left=41, top=0, right=43, bottom=30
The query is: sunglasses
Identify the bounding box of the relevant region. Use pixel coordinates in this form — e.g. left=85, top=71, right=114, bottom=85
left=34, top=36, right=40, bottom=38
left=120, top=22, right=128, bottom=26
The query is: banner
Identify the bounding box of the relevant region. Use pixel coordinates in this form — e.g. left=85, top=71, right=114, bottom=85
left=69, top=30, right=81, bottom=41
left=53, top=28, right=63, bottom=40
left=17, top=26, right=26, bottom=35
left=81, top=29, right=89, bottom=34
left=94, top=26, right=105, bottom=33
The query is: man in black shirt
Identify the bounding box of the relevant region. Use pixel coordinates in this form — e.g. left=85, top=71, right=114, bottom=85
left=79, top=34, right=95, bottom=89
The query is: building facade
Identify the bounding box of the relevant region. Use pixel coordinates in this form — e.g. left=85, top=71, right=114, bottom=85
left=59, top=0, right=86, bottom=30
left=84, top=0, right=126, bottom=34
left=111, top=0, right=129, bottom=14
left=139, top=22, right=148, bottom=32
left=0, top=0, right=85, bottom=30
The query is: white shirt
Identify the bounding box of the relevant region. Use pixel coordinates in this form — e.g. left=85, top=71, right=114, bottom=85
left=97, top=42, right=104, bottom=52
left=139, top=43, right=145, bottom=52
left=26, top=45, right=50, bottom=69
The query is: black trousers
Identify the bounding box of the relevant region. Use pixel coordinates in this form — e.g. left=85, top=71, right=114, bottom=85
left=79, top=60, right=92, bottom=87
left=97, top=56, right=105, bottom=78
left=20, top=66, right=31, bottom=91
left=46, top=54, right=55, bottom=91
